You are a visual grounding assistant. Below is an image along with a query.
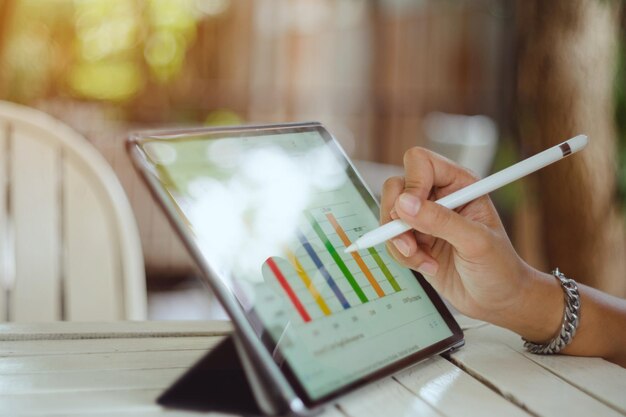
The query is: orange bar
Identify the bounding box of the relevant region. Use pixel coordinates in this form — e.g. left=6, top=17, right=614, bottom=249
left=325, top=213, right=386, bottom=298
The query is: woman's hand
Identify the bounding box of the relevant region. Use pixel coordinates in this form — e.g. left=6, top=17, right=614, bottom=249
left=381, top=147, right=626, bottom=366
left=381, top=147, right=559, bottom=333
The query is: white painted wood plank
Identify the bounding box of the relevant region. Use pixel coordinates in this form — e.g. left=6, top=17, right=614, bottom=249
left=2, top=321, right=617, bottom=417
left=318, top=405, right=348, bottom=417
left=395, top=355, right=529, bottom=417
left=0, top=398, right=342, bottom=417
left=40, top=410, right=223, bottom=417
left=451, top=325, right=624, bottom=417
left=0, top=383, right=344, bottom=417
left=0, top=388, right=164, bottom=415
left=336, top=377, right=443, bottom=417
left=11, top=125, right=60, bottom=321
left=63, top=160, right=121, bottom=320
left=0, top=389, right=239, bottom=416
left=521, top=356, right=626, bottom=415
left=0, top=320, right=232, bottom=340
left=0, top=352, right=344, bottom=417
left=0, top=119, right=8, bottom=322
left=0, top=368, right=186, bottom=395
left=0, top=349, right=208, bottom=374
left=469, top=324, right=626, bottom=415
left=0, top=336, right=221, bottom=357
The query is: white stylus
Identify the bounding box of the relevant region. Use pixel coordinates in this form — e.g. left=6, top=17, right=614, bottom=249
left=345, top=134, right=588, bottom=253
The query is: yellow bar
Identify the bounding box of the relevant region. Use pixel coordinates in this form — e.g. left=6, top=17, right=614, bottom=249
left=287, top=251, right=332, bottom=316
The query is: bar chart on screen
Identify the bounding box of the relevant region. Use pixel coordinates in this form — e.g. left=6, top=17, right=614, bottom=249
left=262, top=201, right=406, bottom=324
left=258, top=197, right=451, bottom=399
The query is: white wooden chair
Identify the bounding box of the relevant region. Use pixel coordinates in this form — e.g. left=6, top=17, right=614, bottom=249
left=0, top=101, right=147, bottom=321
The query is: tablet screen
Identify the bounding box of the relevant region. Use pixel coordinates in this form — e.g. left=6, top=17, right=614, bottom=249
left=134, top=125, right=460, bottom=405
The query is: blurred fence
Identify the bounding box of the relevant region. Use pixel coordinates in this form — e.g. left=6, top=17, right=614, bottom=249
left=0, top=0, right=514, bottom=162
left=0, top=0, right=515, bottom=277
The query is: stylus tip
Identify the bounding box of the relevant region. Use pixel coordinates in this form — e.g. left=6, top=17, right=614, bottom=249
left=345, top=243, right=358, bottom=253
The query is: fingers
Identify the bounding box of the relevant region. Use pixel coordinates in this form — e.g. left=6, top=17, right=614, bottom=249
left=398, top=147, right=488, bottom=257
left=415, top=231, right=435, bottom=250
left=395, top=193, right=492, bottom=259
left=380, top=176, right=404, bottom=225
left=382, top=151, right=490, bottom=272
left=381, top=177, right=421, bottom=257
left=403, top=147, right=477, bottom=200
left=383, top=147, right=497, bottom=277
left=381, top=178, right=437, bottom=272
left=386, top=235, right=439, bottom=276
left=402, top=148, right=434, bottom=201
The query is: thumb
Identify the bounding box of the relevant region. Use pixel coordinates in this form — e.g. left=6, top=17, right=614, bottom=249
left=395, top=193, right=489, bottom=258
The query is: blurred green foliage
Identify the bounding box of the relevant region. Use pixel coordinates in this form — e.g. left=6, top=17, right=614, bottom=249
left=2, top=0, right=230, bottom=103
left=204, top=109, right=244, bottom=126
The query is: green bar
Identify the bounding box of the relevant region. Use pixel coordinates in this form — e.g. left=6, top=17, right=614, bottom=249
left=368, top=248, right=402, bottom=292
left=307, top=213, right=369, bottom=303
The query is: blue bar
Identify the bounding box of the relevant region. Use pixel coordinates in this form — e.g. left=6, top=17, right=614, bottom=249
left=298, top=233, right=351, bottom=309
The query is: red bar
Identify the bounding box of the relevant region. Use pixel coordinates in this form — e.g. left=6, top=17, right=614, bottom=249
left=266, top=257, right=311, bottom=322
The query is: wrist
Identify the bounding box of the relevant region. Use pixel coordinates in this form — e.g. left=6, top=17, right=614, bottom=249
left=496, top=265, right=564, bottom=343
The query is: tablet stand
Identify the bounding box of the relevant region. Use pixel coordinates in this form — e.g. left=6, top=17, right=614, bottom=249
left=157, top=335, right=263, bottom=416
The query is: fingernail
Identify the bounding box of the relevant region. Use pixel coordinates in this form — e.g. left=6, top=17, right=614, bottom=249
left=418, top=261, right=439, bottom=276
left=398, top=193, right=421, bottom=216
left=392, top=238, right=411, bottom=257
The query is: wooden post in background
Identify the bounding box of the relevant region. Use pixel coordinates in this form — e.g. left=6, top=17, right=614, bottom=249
left=0, top=0, right=17, bottom=98
left=371, top=1, right=513, bottom=165
left=516, top=0, right=626, bottom=296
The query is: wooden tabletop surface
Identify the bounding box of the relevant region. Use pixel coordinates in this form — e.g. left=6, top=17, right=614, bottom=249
left=0, top=317, right=624, bottom=417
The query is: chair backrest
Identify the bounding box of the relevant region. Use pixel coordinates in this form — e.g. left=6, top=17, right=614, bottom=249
left=0, top=101, right=146, bottom=321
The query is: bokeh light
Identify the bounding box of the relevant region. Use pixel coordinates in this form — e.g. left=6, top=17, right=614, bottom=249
left=205, top=109, right=243, bottom=126
left=193, top=0, right=231, bottom=17
left=69, top=61, right=143, bottom=101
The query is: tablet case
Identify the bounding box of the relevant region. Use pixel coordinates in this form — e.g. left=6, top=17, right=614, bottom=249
left=157, top=331, right=304, bottom=416
left=157, top=335, right=262, bottom=415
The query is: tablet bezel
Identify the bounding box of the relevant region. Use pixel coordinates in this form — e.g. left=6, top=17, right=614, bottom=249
left=127, top=121, right=464, bottom=410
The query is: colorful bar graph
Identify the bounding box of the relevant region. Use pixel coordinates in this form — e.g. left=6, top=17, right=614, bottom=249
left=325, top=213, right=386, bottom=297
left=265, top=257, right=311, bottom=323
left=263, top=210, right=402, bottom=321
left=298, top=233, right=351, bottom=309
left=368, top=248, right=402, bottom=293
left=286, top=251, right=332, bottom=316
left=307, top=213, right=369, bottom=303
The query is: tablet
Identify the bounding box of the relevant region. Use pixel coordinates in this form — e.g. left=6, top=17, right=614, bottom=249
left=128, top=122, right=463, bottom=414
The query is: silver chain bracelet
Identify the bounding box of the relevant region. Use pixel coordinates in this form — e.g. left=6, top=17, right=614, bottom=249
left=523, top=268, right=581, bottom=355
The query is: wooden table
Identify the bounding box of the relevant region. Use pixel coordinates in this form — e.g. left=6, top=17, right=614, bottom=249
left=1, top=317, right=624, bottom=417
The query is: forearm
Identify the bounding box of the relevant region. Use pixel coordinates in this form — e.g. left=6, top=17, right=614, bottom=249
left=497, top=268, right=626, bottom=367
left=561, top=283, right=626, bottom=366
